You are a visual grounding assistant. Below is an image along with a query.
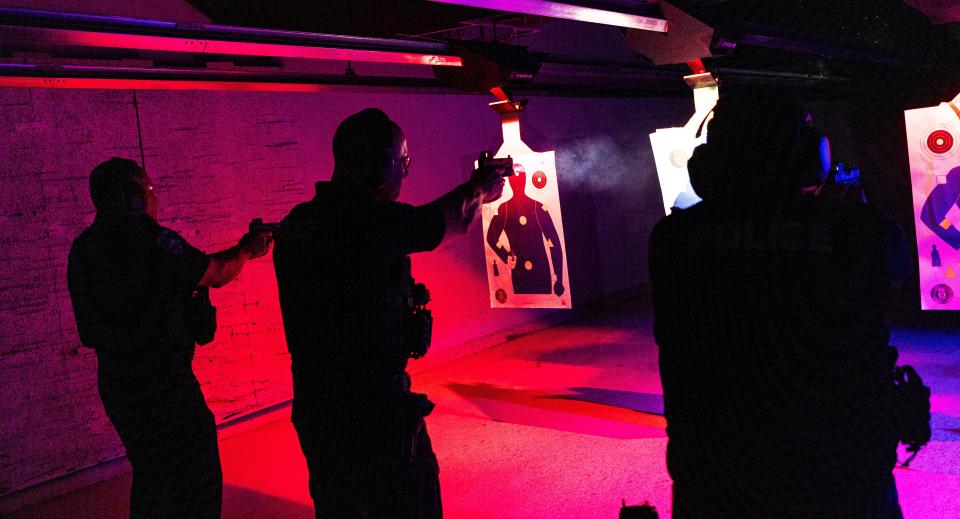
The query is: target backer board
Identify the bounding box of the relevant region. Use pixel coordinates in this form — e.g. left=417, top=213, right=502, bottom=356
left=905, top=92, right=960, bottom=310
left=650, top=84, right=718, bottom=214
left=480, top=119, right=571, bottom=309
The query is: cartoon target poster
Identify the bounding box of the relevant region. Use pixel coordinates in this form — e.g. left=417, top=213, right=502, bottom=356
left=481, top=118, right=571, bottom=309
left=905, top=92, right=960, bottom=310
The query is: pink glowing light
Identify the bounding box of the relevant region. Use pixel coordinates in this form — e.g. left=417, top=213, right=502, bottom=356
left=428, top=0, right=668, bottom=32
left=2, top=26, right=463, bottom=67
left=0, top=76, right=333, bottom=92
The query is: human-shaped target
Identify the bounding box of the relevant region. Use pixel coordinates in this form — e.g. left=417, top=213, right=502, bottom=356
left=905, top=92, right=960, bottom=309
left=481, top=117, right=571, bottom=309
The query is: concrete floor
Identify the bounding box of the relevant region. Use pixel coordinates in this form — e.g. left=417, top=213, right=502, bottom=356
left=9, top=297, right=960, bottom=518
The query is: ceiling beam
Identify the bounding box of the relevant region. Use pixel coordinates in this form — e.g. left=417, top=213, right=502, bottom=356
left=427, top=0, right=668, bottom=31
left=0, top=8, right=463, bottom=67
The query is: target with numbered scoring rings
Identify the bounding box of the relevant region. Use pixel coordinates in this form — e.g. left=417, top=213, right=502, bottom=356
left=921, top=125, right=959, bottom=159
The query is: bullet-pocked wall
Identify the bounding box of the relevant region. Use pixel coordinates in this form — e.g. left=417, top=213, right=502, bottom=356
left=0, top=86, right=690, bottom=494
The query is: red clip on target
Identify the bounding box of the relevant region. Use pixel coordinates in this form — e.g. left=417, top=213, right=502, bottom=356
left=532, top=171, right=548, bottom=189
left=927, top=129, right=954, bottom=155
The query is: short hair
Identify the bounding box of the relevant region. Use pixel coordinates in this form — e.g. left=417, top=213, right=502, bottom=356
left=332, top=108, right=400, bottom=187
left=691, top=91, right=809, bottom=200
left=89, top=157, right=143, bottom=213
left=707, top=92, right=806, bottom=155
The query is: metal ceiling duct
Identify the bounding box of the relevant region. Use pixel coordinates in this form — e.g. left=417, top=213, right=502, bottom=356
left=427, top=0, right=668, bottom=31
left=0, top=8, right=463, bottom=66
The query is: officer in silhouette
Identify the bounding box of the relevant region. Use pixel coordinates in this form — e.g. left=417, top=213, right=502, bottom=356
left=67, top=157, right=272, bottom=518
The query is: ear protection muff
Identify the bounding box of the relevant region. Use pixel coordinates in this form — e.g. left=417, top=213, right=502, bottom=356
left=687, top=141, right=721, bottom=201
left=122, top=174, right=146, bottom=212
left=369, top=144, right=393, bottom=192
left=791, top=122, right=830, bottom=188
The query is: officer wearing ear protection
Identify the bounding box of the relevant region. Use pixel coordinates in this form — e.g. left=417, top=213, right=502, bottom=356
left=651, top=93, right=905, bottom=518
left=273, top=108, right=503, bottom=519
left=67, top=157, right=272, bottom=519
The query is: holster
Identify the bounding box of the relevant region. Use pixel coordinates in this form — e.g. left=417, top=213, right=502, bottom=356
left=188, top=286, right=217, bottom=345
left=390, top=372, right=435, bottom=463
left=887, top=347, right=931, bottom=461
left=893, top=364, right=931, bottom=453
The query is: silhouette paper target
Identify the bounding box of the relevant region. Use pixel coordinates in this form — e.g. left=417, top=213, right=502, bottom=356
left=650, top=84, right=717, bottom=214
left=481, top=149, right=571, bottom=309
left=905, top=92, right=960, bottom=310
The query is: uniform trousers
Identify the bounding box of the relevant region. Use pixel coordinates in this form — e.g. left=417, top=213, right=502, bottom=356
left=98, top=354, right=222, bottom=519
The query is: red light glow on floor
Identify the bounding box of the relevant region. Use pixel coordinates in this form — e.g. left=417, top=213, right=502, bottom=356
left=9, top=300, right=960, bottom=518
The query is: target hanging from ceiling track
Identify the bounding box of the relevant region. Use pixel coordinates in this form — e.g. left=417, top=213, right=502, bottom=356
left=480, top=109, right=571, bottom=310
left=650, top=73, right=719, bottom=214
left=904, top=94, right=960, bottom=310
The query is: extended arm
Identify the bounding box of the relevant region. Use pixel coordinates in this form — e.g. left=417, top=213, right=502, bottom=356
left=429, top=167, right=504, bottom=238
left=200, top=231, right=272, bottom=288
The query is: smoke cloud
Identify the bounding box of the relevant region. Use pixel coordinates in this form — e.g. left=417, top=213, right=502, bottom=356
left=555, top=134, right=654, bottom=197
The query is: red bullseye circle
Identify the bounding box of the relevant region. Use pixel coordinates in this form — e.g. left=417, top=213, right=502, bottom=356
left=532, top=171, right=547, bottom=189
left=927, top=130, right=954, bottom=154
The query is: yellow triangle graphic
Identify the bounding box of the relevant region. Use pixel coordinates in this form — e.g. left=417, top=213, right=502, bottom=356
left=947, top=266, right=957, bottom=278
left=546, top=239, right=554, bottom=248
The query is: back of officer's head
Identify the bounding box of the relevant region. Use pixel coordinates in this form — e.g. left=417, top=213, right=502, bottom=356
left=332, top=108, right=400, bottom=189
left=689, top=91, right=808, bottom=202
left=89, top=157, right=143, bottom=213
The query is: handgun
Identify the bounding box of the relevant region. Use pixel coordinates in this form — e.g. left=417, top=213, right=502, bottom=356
left=478, top=151, right=514, bottom=177
left=249, top=218, right=281, bottom=234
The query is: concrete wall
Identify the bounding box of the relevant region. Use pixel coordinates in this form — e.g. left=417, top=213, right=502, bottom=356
left=0, top=86, right=688, bottom=494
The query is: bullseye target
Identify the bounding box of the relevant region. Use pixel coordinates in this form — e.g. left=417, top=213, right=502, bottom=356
left=532, top=171, right=547, bottom=189
left=928, top=130, right=953, bottom=154
left=921, top=125, right=959, bottom=159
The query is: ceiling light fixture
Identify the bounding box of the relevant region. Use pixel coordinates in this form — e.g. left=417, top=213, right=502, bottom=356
left=0, top=8, right=463, bottom=67
left=427, top=0, right=667, bottom=32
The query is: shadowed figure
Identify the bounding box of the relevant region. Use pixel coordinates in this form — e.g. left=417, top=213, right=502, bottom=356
left=67, top=158, right=272, bottom=519
left=273, top=108, right=503, bottom=519
left=486, top=164, right=565, bottom=296
left=651, top=93, right=907, bottom=519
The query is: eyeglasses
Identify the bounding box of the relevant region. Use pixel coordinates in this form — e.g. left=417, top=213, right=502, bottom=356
left=395, top=155, right=411, bottom=177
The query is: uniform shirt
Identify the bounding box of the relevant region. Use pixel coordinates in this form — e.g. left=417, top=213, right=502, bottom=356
left=649, top=194, right=900, bottom=509
left=67, top=213, right=210, bottom=363
left=273, top=182, right=445, bottom=402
